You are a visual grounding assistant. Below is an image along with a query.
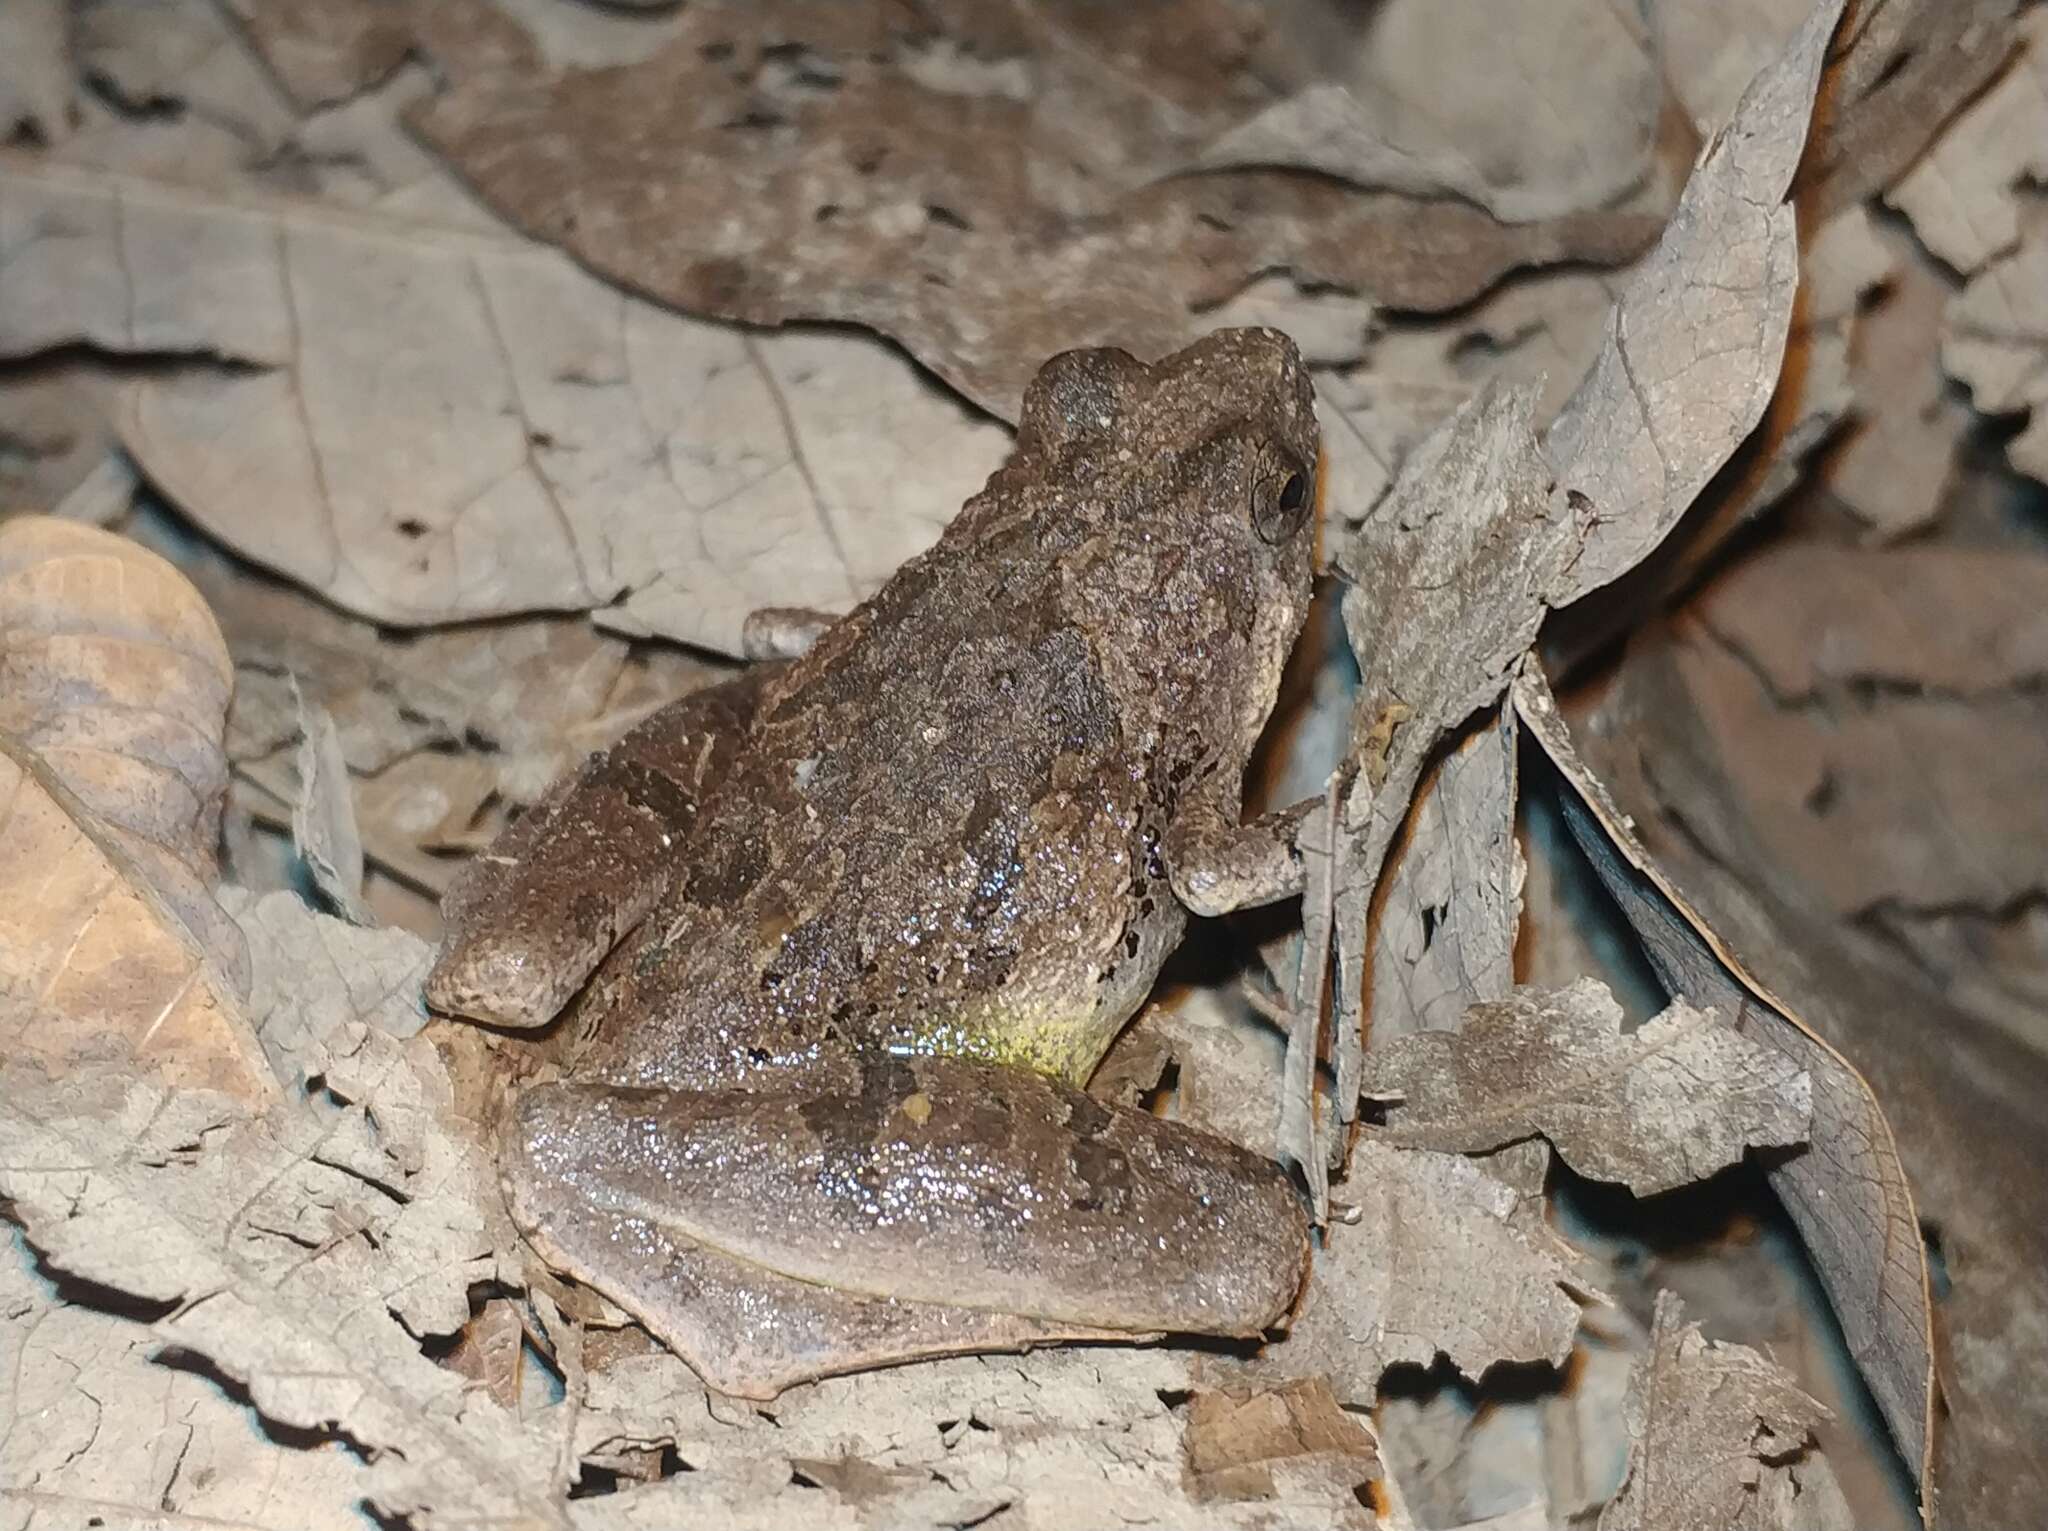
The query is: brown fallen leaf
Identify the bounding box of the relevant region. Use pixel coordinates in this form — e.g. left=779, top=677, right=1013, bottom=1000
left=1259, top=1142, right=1585, bottom=1400
left=1599, top=1292, right=1847, bottom=1530
left=1942, top=205, right=2048, bottom=487
left=1364, top=979, right=1812, bottom=1197
left=220, top=0, right=538, bottom=111
left=1365, top=706, right=1522, bottom=1050
left=0, top=515, right=269, bottom=1101
left=406, top=2, right=1659, bottom=417
left=1885, top=7, right=2048, bottom=277
left=0, top=1038, right=543, bottom=1530
left=0, top=155, right=1009, bottom=655
left=1197, top=0, right=1664, bottom=224
left=1823, top=222, right=1972, bottom=541
left=0, top=1234, right=374, bottom=1529
left=1511, top=663, right=1936, bottom=1508
left=288, top=682, right=372, bottom=924
left=1580, top=604, right=2048, bottom=1528
left=0, top=0, right=70, bottom=144
left=1184, top=1376, right=1381, bottom=1504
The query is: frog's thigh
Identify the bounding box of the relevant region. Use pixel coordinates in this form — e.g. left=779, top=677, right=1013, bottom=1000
left=512, top=1169, right=1134, bottom=1399
left=507, top=1060, right=1309, bottom=1346
left=426, top=667, right=773, bottom=1029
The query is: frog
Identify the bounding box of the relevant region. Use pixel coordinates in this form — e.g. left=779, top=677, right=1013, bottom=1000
left=426, top=327, right=1323, bottom=1400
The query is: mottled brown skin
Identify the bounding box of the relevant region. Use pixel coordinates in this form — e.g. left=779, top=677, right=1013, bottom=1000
left=428, top=328, right=1322, bottom=1398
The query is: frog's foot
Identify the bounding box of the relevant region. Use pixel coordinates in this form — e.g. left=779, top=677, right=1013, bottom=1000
left=426, top=669, right=769, bottom=1029
left=502, top=1056, right=1310, bottom=1392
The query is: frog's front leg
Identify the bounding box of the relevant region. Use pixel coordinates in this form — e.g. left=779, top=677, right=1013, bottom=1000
left=1164, top=796, right=1318, bottom=918
left=503, top=1053, right=1310, bottom=1394
left=426, top=668, right=772, bottom=1029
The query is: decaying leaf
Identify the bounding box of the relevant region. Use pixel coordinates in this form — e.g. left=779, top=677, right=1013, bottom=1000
left=1184, top=1377, right=1381, bottom=1504
left=222, top=885, right=429, bottom=1084
left=1320, top=0, right=1845, bottom=1173
left=1365, top=979, right=1812, bottom=1197
left=405, top=2, right=1659, bottom=418
left=1599, top=1292, right=1842, bottom=1531
left=0, top=515, right=268, bottom=1100
left=0, top=155, right=1009, bottom=656
left=1261, top=1142, right=1585, bottom=1400
left=1365, top=705, right=1522, bottom=1050
left=0, top=1039, right=544, bottom=1529
left=1886, top=7, right=2048, bottom=277
left=1943, top=207, right=2048, bottom=487
left=289, top=682, right=371, bottom=923
left=1198, top=0, right=1664, bottom=224
left=1511, top=663, right=1936, bottom=1505
left=0, top=1234, right=374, bottom=1530
left=1580, top=600, right=2048, bottom=1527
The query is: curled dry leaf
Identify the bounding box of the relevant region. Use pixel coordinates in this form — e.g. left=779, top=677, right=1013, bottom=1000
left=0, top=515, right=269, bottom=1101
left=1197, top=0, right=1663, bottom=224
left=1510, top=663, right=1935, bottom=1506
left=289, top=683, right=372, bottom=923
left=405, top=1, right=1659, bottom=417
left=1364, top=978, right=1812, bottom=1197
left=0, top=155, right=1008, bottom=656
left=1598, top=1292, right=1847, bottom=1531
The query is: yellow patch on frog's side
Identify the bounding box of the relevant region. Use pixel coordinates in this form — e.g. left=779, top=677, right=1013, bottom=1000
left=900, top=1001, right=1120, bottom=1086
left=897, top=1091, right=933, bottom=1125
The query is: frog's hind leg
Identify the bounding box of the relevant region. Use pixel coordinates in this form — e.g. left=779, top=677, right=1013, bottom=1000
left=426, top=667, right=773, bottom=1030
left=513, top=1170, right=1135, bottom=1399
left=503, top=1054, right=1309, bottom=1389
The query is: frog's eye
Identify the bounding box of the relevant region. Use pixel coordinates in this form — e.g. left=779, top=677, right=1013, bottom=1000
left=1254, top=464, right=1313, bottom=545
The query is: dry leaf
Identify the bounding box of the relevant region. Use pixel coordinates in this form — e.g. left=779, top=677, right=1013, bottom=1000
left=0, top=0, right=70, bottom=144
left=0, top=516, right=269, bottom=1100
left=1886, top=8, right=2048, bottom=277
left=1511, top=663, right=1936, bottom=1506
left=1261, top=1143, right=1585, bottom=1398
left=1800, top=0, right=2024, bottom=219
left=1598, top=1292, right=1837, bottom=1530
left=0, top=155, right=1010, bottom=657
left=1943, top=205, right=2048, bottom=487
left=1364, top=979, right=1812, bottom=1197
left=1824, top=223, right=1971, bottom=539
left=222, top=885, right=429, bottom=1084
left=0, top=1235, right=373, bottom=1529
left=1184, top=1377, right=1381, bottom=1504
left=1365, top=706, right=1522, bottom=1049
left=289, top=683, right=371, bottom=923
left=0, top=1039, right=550, bottom=1530
left=1579, top=607, right=2048, bottom=1526
left=1544, top=0, right=1844, bottom=607
left=406, top=2, right=1658, bottom=417
left=1319, top=1, right=1844, bottom=1169
left=1197, top=0, right=1662, bottom=224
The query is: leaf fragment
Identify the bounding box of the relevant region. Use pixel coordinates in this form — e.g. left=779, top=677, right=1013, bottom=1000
left=1365, top=979, right=1812, bottom=1197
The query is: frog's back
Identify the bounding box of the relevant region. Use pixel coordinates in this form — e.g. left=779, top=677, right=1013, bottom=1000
left=576, top=503, right=1184, bottom=1090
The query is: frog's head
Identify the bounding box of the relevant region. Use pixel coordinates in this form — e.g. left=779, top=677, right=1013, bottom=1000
left=1016, top=327, right=1322, bottom=769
